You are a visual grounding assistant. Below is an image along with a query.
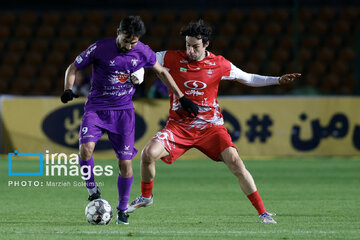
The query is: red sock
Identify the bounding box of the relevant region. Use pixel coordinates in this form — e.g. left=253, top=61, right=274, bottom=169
left=141, top=181, right=153, bottom=198
left=247, top=190, right=266, bottom=215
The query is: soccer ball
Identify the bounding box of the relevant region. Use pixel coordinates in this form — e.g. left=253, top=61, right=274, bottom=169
left=85, top=199, right=113, bottom=225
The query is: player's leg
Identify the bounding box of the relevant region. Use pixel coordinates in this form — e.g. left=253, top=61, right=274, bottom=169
left=220, top=147, right=276, bottom=223
left=126, top=140, right=169, bottom=213
left=79, top=142, right=96, bottom=190
left=106, top=109, right=138, bottom=224
left=141, top=140, right=169, bottom=182
left=219, top=147, right=257, bottom=195
left=140, top=140, right=169, bottom=198
left=79, top=112, right=104, bottom=201
left=195, top=126, right=276, bottom=223
left=117, top=159, right=133, bottom=210
left=79, top=142, right=102, bottom=200
left=116, top=159, right=133, bottom=225
left=127, top=123, right=190, bottom=213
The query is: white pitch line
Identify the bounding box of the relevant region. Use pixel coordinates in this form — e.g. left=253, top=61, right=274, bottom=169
left=1, top=230, right=359, bottom=235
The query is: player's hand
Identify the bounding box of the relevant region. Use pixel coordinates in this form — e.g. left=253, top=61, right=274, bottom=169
left=279, top=73, right=301, bottom=85
left=179, top=96, right=199, bottom=117
left=130, top=75, right=140, bottom=84
left=130, top=68, right=144, bottom=85
left=61, top=89, right=79, bottom=103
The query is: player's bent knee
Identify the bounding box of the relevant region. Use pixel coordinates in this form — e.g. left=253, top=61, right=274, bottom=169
left=79, top=143, right=95, bottom=160
left=79, top=151, right=92, bottom=161
left=118, top=160, right=133, bottom=177
left=141, top=144, right=161, bottom=163
left=141, top=148, right=155, bottom=163
left=224, top=154, right=247, bottom=174
left=224, top=154, right=241, bottom=167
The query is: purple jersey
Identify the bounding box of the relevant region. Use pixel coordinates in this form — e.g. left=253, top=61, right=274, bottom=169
left=74, top=38, right=156, bottom=111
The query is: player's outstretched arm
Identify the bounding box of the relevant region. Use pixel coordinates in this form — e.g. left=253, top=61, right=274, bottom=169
left=278, top=73, right=302, bottom=85
left=222, top=63, right=301, bottom=87
left=61, top=63, right=79, bottom=103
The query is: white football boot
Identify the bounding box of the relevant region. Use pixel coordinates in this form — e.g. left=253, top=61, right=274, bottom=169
left=259, top=212, right=277, bottom=224
left=126, top=195, right=153, bottom=213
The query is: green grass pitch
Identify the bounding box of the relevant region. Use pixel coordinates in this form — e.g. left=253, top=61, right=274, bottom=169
left=1, top=157, right=359, bottom=240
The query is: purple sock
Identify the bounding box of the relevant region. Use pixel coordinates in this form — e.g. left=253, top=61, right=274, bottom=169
left=78, top=156, right=96, bottom=189
left=117, top=173, right=133, bottom=210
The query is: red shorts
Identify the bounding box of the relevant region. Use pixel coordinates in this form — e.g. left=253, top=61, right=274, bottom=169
left=152, top=120, right=236, bottom=164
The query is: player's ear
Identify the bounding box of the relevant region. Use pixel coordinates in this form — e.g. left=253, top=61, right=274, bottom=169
left=204, top=41, right=210, bottom=49
left=116, top=28, right=121, bottom=36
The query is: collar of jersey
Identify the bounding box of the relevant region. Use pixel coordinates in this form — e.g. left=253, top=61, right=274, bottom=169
left=181, top=50, right=215, bottom=64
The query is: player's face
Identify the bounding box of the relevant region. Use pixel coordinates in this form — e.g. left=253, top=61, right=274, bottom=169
left=185, top=36, right=209, bottom=61
left=116, top=30, right=139, bottom=53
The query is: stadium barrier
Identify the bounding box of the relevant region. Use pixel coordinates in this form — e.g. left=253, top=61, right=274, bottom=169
left=1, top=95, right=360, bottom=159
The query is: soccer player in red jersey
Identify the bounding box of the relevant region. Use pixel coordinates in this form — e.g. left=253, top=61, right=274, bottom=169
left=127, top=20, right=301, bottom=223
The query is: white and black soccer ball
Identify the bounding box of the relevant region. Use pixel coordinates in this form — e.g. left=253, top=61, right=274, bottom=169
left=85, top=199, right=113, bottom=225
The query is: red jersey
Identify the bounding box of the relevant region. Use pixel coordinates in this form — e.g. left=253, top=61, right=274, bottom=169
left=158, top=50, right=233, bottom=130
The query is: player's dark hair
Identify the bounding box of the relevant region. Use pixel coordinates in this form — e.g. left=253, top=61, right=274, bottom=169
left=180, top=19, right=212, bottom=44
left=119, top=16, right=146, bottom=37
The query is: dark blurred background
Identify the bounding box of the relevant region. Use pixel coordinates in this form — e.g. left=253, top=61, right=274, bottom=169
left=0, top=0, right=359, bottom=96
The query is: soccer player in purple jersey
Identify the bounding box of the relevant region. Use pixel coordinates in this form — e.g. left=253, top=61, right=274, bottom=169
left=60, top=16, right=198, bottom=225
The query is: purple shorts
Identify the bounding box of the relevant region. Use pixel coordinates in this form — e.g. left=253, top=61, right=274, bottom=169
left=79, top=109, right=137, bottom=160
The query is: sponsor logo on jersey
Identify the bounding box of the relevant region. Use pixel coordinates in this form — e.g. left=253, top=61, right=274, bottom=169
left=117, top=74, right=130, bottom=83
left=204, top=60, right=216, bottom=66
left=118, top=145, right=132, bottom=156
left=112, top=70, right=130, bottom=84
left=180, top=59, right=188, bottom=63
left=118, top=150, right=133, bottom=156
left=180, top=67, right=187, bottom=72
left=75, top=56, right=83, bottom=64
left=185, top=90, right=205, bottom=96
left=207, top=69, right=214, bottom=77
left=184, top=80, right=207, bottom=96
left=184, top=80, right=207, bottom=90
left=85, top=45, right=97, bottom=58
left=202, top=98, right=208, bottom=105
left=131, top=58, right=139, bottom=67
left=83, top=135, right=95, bottom=138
